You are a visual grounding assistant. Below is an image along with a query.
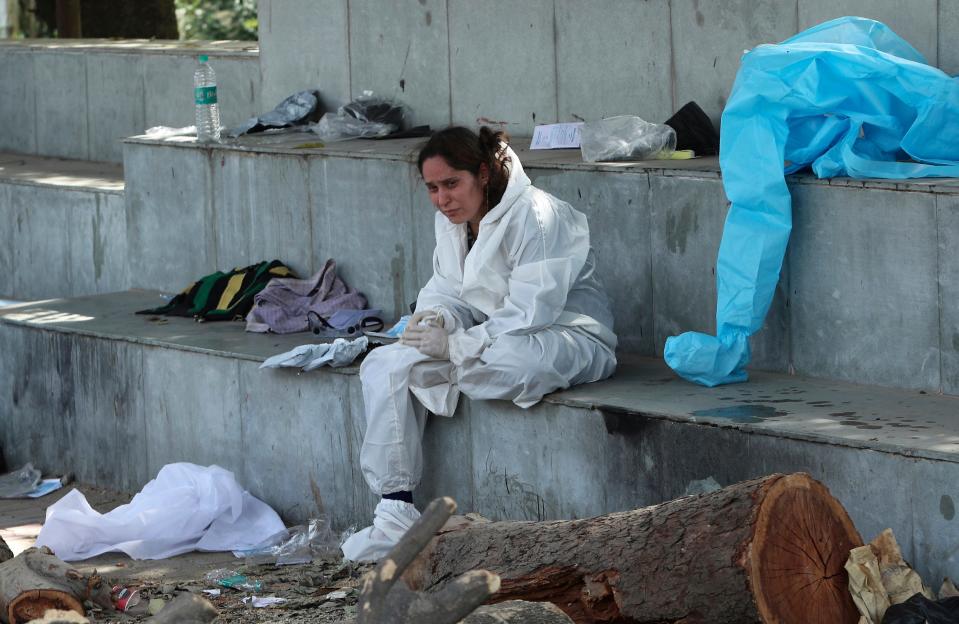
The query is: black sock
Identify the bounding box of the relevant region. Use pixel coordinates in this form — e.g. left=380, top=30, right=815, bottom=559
left=382, top=490, right=413, bottom=504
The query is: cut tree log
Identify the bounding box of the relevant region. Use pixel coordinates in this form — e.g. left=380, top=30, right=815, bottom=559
left=404, top=473, right=863, bottom=624
left=0, top=547, right=111, bottom=624
left=358, top=497, right=500, bottom=624
left=0, top=536, right=12, bottom=565
left=463, top=600, right=574, bottom=623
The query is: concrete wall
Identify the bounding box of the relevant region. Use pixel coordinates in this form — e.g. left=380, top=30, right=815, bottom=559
left=0, top=41, right=260, bottom=163
left=1, top=322, right=956, bottom=585
left=123, top=143, right=426, bottom=318
left=0, top=180, right=126, bottom=300
left=0, top=0, right=8, bottom=38
left=258, top=0, right=947, bottom=134
left=121, top=139, right=959, bottom=395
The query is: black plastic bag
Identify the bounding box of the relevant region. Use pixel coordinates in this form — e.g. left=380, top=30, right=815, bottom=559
left=664, top=101, right=720, bottom=156
left=882, top=593, right=959, bottom=624
left=229, top=90, right=325, bottom=137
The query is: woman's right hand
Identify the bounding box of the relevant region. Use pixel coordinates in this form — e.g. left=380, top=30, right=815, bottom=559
left=401, top=309, right=450, bottom=359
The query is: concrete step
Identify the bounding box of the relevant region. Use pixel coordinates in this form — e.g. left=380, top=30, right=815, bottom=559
left=1, top=290, right=957, bottom=585
left=0, top=39, right=260, bottom=163
left=122, top=133, right=959, bottom=396
left=0, top=152, right=126, bottom=300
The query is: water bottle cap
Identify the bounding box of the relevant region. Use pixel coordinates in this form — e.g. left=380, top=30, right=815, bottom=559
left=199, top=54, right=209, bottom=62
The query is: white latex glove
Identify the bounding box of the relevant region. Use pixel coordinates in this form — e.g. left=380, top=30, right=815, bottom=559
left=408, top=309, right=442, bottom=329
left=402, top=309, right=446, bottom=341
left=400, top=324, right=450, bottom=360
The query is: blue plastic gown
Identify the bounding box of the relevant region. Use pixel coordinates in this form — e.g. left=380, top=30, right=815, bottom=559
left=664, top=17, right=959, bottom=386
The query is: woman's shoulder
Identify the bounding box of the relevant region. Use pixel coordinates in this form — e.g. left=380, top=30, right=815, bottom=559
left=513, top=186, right=580, bottom=227
left=501, top=186, right=588, bottom=253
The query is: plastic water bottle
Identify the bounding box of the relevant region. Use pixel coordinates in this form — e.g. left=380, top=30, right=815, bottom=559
left=194, top=55, right=220, bottom=142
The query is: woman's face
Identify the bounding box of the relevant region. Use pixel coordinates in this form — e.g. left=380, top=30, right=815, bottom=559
left=421, top=156, right=488, bottom=225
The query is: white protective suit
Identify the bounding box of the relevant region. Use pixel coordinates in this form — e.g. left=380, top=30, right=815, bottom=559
left=359, top=146, right=617, bottom=497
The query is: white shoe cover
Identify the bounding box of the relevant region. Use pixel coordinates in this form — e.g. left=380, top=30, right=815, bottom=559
left=341, top=499, right=420, bottom=562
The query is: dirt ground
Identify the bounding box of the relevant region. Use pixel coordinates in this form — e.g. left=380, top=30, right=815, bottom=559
left=89, top=556, right=374, bottom=624
left=0, top=483, right=374, bottom=623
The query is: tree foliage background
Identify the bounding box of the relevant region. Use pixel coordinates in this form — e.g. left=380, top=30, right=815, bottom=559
left=176, top=0, right=257, bottom=41
left=14, top=0, right=257, bottom=40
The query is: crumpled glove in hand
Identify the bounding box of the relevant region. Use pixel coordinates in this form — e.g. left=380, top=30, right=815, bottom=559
left=400, top=318, right=449, bottom=360
left=407, top=309, right=443, bottom=329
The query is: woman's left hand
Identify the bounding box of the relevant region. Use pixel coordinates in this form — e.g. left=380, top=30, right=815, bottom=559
left=400, top=324, right=450, bottom=359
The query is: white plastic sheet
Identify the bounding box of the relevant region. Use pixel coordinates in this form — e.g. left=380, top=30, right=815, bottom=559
left=35, top=463, right=285, bottom=561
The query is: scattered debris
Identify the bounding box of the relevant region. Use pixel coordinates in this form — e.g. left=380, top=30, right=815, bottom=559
left=847, top=544, right=891, bottom=623
left=940, top=578, right=959, bottom=600
left=847, top=528, right=944, bottom=624
left=142, top=593, right=216, bottom=624
left=0, top=464, right=40, bottom=499
left=109, top=585, right=139, bottom=612
left=233, top=516, right=340, bottom=566
left=240, top=596, right=286, bottom=608
left=683, top=475, right=722, bottom=496
left=146, top=599, right=165, bottom=616
left=204, top=570, right=262, bottom=592
left=871, top=529, right=934, bottom=604
left=322, top=590, right=349, bottom=601
left=881, top=593, right=959, bottom=624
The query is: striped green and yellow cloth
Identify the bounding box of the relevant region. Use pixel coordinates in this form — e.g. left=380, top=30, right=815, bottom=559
left=137, top=260, right=295, bottom=322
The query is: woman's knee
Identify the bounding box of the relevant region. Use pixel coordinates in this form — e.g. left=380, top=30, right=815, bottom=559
left=457, top=334, right=555, bottom=391
left=359, top=342, right=420, bottom=384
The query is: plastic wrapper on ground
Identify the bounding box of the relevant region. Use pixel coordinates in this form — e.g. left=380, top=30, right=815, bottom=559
left=232, top=517, right=340, bottom=565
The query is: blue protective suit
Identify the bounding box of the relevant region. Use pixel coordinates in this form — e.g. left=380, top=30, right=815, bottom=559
left=665, top=17, right=959, bottom=386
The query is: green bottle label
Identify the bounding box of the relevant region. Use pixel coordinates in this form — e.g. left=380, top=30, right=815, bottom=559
left=194, top=86, right=218, bottom=105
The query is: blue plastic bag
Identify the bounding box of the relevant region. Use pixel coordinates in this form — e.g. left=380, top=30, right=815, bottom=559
left=665, top=17, right=959, bottom=386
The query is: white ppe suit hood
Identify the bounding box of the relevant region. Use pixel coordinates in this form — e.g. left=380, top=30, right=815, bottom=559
left=416, top=144, right=616, bottom=368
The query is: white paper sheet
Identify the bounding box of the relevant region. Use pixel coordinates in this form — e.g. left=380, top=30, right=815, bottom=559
left=530, top=122, right=584, bottom=149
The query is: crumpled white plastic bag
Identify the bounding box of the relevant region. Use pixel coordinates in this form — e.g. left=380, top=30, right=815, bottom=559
left=35, top=463, right=285, bottom=561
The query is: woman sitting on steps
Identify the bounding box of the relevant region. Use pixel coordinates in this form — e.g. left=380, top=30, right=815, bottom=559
left=341, top=126, right=618, bottom=561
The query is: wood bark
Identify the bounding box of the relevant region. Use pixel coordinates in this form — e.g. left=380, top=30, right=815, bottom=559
left=0, top=536, right=12, bottom=565
left=404, top=473, right=863, bottom=624
left=358, top=498, right=500, bottom=624
left=0, top=547, right=110, bottom=624
left=463, top=600, right=574, bottom=623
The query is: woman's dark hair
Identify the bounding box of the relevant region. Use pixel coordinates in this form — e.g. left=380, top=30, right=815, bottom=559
left=417, top=126, right=512, bottom=208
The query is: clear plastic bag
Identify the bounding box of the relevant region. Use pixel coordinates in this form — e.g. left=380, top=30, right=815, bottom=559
left=0, top=463, right=41, bottom=498
left=579, top=115, right=676, bottom=162
left=232, top=517, right=340, bottom=565
left=311, top=91, right=407, bottom=142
